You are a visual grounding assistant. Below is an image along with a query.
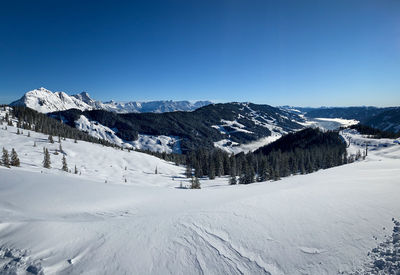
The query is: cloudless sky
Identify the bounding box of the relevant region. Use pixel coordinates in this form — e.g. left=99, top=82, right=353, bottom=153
left=0, top=0, right=399, bottom=106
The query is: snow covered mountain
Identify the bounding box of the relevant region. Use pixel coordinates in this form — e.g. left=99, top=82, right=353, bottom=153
left=49, top=102, right=306, bottom=153
left=10, top=87, right=212, bottom=114
left=9, top=87, right=93, bottom=113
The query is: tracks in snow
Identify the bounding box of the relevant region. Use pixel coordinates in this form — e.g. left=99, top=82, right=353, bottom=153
left=177, top=221, right=274, bottom=275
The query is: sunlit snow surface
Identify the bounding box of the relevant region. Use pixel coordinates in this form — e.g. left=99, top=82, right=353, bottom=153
left=1, top=109, right=400, bottom=274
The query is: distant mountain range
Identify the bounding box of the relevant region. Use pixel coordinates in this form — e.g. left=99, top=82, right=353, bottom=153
left=8, top=88, right=400, bottom=153
left=10, top=87, right=212, bottom=113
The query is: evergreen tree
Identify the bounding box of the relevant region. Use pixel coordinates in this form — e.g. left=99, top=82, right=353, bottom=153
left=258, top=158, right=269, bottom=182
left=43, top=148, right=51, bottom=168
left=229, top=174, right=237, bottom=185
left=230, top=155, right=237, bottom=176
left=62, top=154, right=68, bottom=172
left=48, top=135, right=54, bottom=143
left=2, top=148, right=10, bottom=168
left=17, top=129, right=20, bottom=135
left=208, top=162, right=216, bottom=179
left=10, top=148, right=20, bottom=167
left=185, top=164, right=192, bottom=178
left=190, top=176, right=201, bottom=189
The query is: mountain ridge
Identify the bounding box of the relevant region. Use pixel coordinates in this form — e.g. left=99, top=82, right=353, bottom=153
left=10, top=87, right=212, bottom=114
left=49, top=102, right=306, bottom=153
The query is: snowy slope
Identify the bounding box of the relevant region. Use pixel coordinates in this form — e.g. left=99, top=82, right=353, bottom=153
left=0, top=112, right=183, bottom=186
left=75, top=114, right=182, bottom=153
left=302, top=117, right=359, bottom=130
left=10, top=88, right=212, bottom=114
left=1, top=111, right=400, bottom=274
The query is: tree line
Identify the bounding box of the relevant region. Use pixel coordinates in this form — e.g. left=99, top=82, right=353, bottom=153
left=347, top=124, right=400, bottom=139
left=184, top=128, right=348, bottom=184
left=9, top=106, right=119, bottom=148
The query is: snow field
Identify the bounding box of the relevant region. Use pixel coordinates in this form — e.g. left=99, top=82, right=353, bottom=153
left=1, top=109, right=400, bottom=274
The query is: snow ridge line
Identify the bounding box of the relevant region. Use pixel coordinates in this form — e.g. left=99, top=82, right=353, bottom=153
left=179, top=222, right=273, bottom=275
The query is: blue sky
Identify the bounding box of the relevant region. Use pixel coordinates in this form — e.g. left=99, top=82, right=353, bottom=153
left=0, top=0, right=399, bottom=106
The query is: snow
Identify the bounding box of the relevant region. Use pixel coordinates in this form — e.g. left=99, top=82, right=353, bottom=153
left=75, top=115, right=181, bottom=153
left=75, top=115, right=128, bottom=147
left=130, top=134, right=181, bottom=154
left=10, top=87, right=211, bottom=114
left=340, top=128, right=399, bottom=157
left=214, top=133, right=282, bottom=154
left=211, top=105, right=298, bottom=154
left=0, top=114, right=183, bottom=186
left=301, top=117, right=359, bottom=130
left=10, top=88, right=93, bottom=113
left=1, top=109, right=400, bottom=274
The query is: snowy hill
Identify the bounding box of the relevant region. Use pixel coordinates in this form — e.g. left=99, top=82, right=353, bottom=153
left=10, top=88, right=212, bottom=114
left=49, top=102, right=306, bottom=153
left=1, top=108, right=400, bottom=274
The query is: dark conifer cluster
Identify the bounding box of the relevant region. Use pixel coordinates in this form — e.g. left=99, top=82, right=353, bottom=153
left=347, top=124, right=400, bottom=139
left=184, top=128, right=348, bottom=184
left=1, top=147, right=20, bottom=168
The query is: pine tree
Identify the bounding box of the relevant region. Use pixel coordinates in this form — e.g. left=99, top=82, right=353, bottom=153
left=17, top=129, right=20, bottom=135
left=58, top=136, right=61, bottom=143
left=208, top=162, right=216, bottom=179
left=190, top=176, right=201, bottom=189
left=185, top=165, right=192, bottom=178
left=62, top=155, right=68, bottom=172
left=43, top=148, right=51, bottom=168
left=10, top=148, right=20, bottom=167
left=258, top=158, right=269, bottom=182
left=229, top=174, right=237, bottom=185
left=2, top=148, right=10, bottom=168
left=48, top=135, right=54, bottom=143
left=74, top=138, right=77, bottom=143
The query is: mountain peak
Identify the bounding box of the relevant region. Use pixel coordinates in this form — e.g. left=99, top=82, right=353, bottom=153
left=10, top=88, right=212, bottom=114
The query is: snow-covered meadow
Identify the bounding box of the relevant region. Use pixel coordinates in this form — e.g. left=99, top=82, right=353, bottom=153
left=0, top=114, right=400, bottom=274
